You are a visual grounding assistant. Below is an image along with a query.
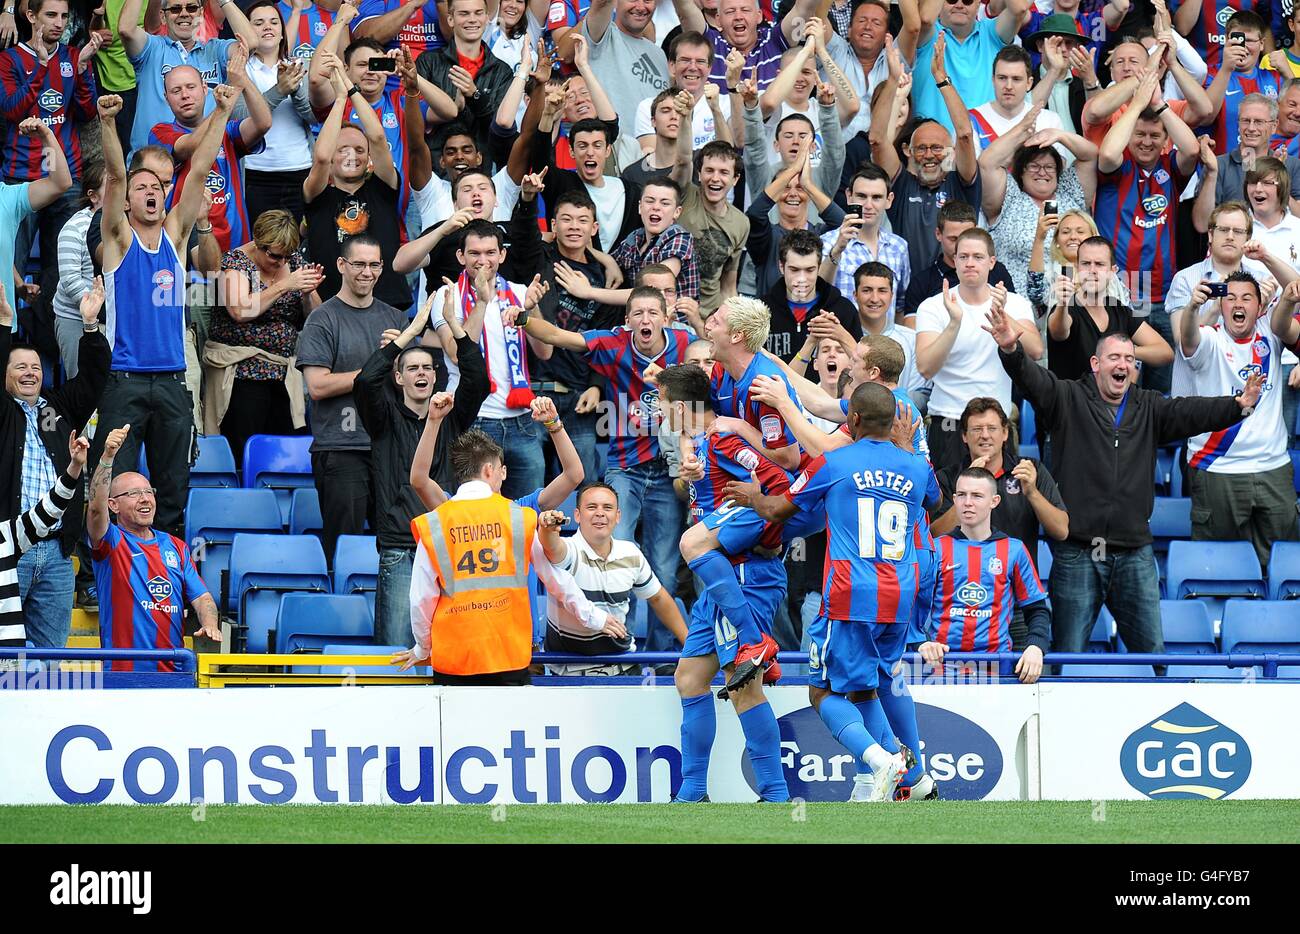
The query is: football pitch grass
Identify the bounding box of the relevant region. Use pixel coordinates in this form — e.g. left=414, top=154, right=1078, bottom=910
left=3, top=800, right=1297, bottom=843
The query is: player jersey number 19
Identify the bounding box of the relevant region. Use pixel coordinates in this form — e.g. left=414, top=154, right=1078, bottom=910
left=857, top=500, right=907, bottom=561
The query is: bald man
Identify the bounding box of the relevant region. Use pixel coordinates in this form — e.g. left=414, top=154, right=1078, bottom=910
left=87, top=425, right=219, bottom=668
left=146, top=49, right=273, bottom=253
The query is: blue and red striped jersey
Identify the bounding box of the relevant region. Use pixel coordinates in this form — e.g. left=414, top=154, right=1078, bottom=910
left=584, top=326, right=696, bottom=468
left=710, top=354, right=800, bottom=454
left=1168, top=0, right=1253, bottom=73
left=150, top=118, right=262, bottom=254
left=688, top=430, right=791, bottom=551
left=0, top=43, right=96, bottom=179
left=1270, top=130, right=1300, bottom=159
left=1202, top=66, right=1281, bottom=154
left=931, top=531, right=1045, bottom=652
left=356, top=0, right=445, bottom=55
left=786, top=438, right=931, bottom=624
left=90, top=524, right=209, bottom=672
left=279, top=0, right=337, bottom=61
left=1095, top=152, right=1187, bottom=304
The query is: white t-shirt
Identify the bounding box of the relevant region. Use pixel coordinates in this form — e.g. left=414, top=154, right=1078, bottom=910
left=915, top=289, right=1036, bottom=419
left=634, top=92, right=731, bottom=152
left=587, top=176, right=626, bottom=252
left=1251, top=213, right=1300, bottom=273
left=549, top=532, right=660, bottom=642
left=433, top=279, right=530, bottom=420
left=1179, top=318, right=1290, bottom=474
left=411, top=165, right=520, bottom=228
left=244, top=56, right=312, bottom=172
left=968, top=99, right=1068, bottom=163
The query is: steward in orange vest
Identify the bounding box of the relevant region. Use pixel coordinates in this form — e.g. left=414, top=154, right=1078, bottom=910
left=394, top=429, right=623, bottom=684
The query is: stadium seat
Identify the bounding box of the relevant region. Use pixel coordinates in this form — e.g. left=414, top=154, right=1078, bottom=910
left=276, top=594, right=373, bottom=653
left=1165, top=541, right=1265, bottom=623
left=333, top=535, right=379, bottom=615
left=288, top=488, right=323, bottom=537
left=1036, top=540, right=1052, bottom=582
left=1057, top=664, right=1157, bottom=678
left=1087, top=609, right=1113, bottom=652
left=319, top=644, right=428, bottom=676
left=1156, top=600, right=1216, bottom=654
left=184, top=488, right=283, bottom=596
left=1019, top=401, right=1036, bottom=446
left=1220, top=600, right=1300, bottom=655
left=242, top=435, right=314, bottom=524
left=191, top=435, right=239, bottom=488
left=1268, top=541, right=1300, bottom=600
left=1292, top=450, right=1300, bottom=493
left=228, top=534, right=330, bottom=652
left=1019, top=442, right=1039, bottom=462
left=1149, top=497, right=1190, bottom=549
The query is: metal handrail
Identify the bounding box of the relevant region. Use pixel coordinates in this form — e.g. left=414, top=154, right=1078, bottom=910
left=0, top=647, right=198, bottom=672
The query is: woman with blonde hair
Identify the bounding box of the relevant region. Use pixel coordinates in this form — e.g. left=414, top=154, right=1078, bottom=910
left=204, top=209, right=324, bottom=467
left=1027, top=207, right=1132, bottom=317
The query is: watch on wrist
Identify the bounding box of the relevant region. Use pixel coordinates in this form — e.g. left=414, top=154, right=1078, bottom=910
left=348, top=84, right=362, bottom=98
left=1084, top=82, right=1101, bottom=91
left=1152, top=103, right=1169, bottom=117
left=935, top=78, right=951, bottom=89
left=4, top=5, right=15, bottom=13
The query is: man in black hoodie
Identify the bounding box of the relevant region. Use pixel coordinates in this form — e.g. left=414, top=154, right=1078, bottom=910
left=762, top=229, right=860, bottom=362
left=353, top=287, right=490, bottom=648
left=986, top=308, right=1264, bottom=657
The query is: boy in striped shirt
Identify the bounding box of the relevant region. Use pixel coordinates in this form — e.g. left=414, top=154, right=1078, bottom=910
left=918, top=467, right=1051, bottom=685
left=0, top=432, right=87, bottom=657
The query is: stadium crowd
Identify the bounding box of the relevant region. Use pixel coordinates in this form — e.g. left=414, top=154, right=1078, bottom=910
left=2, top=0, right=1298, bottom=730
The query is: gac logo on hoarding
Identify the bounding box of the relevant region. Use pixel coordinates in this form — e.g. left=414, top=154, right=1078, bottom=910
left=1120, top=702, right=1251, bottom=800
left=745, top=704, right=1002, bottom=801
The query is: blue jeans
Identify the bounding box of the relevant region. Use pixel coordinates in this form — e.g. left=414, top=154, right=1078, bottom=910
left=543, top=389, right=598, bottom=487
left=605, top=457, right=683, bottom=652
left=16, top=539, right=74, bottom=649
left=375, top=547, right=415, bottom=648
left=1049, top=540, right=1163, bottom=655
left=474, top=413, right=545, bottom=502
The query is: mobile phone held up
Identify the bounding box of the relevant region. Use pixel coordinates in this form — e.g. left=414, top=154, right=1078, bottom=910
left=1044, top=200, right=1058, bottom=216
left=369, top=57, right=396, bottom=72
left=1230, top=31, right=1247, bottom=45
left=845, top=204, right=863, bottom=217
left=1207, top=282, right=1229, bottom=297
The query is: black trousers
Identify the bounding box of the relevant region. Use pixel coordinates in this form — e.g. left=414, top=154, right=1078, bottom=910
left=88, top=372, right=194, bottom=538
left=926, top=416, right=967, bottom=475
left=311, top=449, right=373, bottom=566
left=220, top=378, right=300, bottom=470
left=244, top=168, right=309, bottom=232
left=432, top=668, right=531, bottom=685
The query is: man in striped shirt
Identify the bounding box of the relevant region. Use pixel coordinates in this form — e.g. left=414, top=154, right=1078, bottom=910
left=670, top=0, right=819, bottom=92
left=537, top=481, right=686, bottom=668
left=918, top=466, right=1050, bottom=685
left=0, top=431, right=87, bottom=659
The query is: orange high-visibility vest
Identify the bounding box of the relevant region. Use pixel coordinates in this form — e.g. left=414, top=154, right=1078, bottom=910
left=410, top=494, right=537, bottom=676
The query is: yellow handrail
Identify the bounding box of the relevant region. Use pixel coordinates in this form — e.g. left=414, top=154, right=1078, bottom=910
left=196, top=653, right=435, bottom=688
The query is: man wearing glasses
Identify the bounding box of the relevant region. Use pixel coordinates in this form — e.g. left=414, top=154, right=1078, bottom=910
left=117, top=0, right=259, bottom=153
left=296, top=234, right=411, bottom=562
left=87, top=424, right=221, bottom=670
left=1191, top=94, right=1300, bottom=226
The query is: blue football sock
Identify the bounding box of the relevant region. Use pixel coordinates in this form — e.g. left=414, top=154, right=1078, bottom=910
left=818, top=693, right=879, bottom=764
left=738, top=702, right=789, bottom=802
left=856, top=697, right=899, bottom=754
left=878, top=680, right=925, bottom=785
left=676, top=694, right=716, bottom=802
left=687, top=552, right=760, bottom=645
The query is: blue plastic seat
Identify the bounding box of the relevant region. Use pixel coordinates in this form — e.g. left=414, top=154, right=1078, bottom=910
left=1058, top=664, right=1157, bottom=678
left=1165, top=541, right=1265, bottom=623
left=1292, top=450, right=1300, bottom=493
left=1268, top=541, right=1300, bottom=600
left=191, top=435, right=238, bottom=488
left=288, top=487, right=323, bottom=536
left=1036, top=540, right=1053, bottom=582
left=184, top=488, right=283, bottom=596
left=242, top=435, right=314, bottom=525
left=1088, top=609, right=1114, bottom=652
left=1150, top=497, right=1191, bottom=557
left=333, top=535, right=379, bottom=616
left=1019, top=442, right=1040, bottom=461
left=1157, top=599, right=1215, bottom=654
left=319, top=644, right=428, bottom=676
left=276, top=594, right=373, bottom=653
left=1019, top=402, right=1036, bottom=446
left=1220, top=600, right=1300, bottom=654
left=228, top=533, right=330, bottom=651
